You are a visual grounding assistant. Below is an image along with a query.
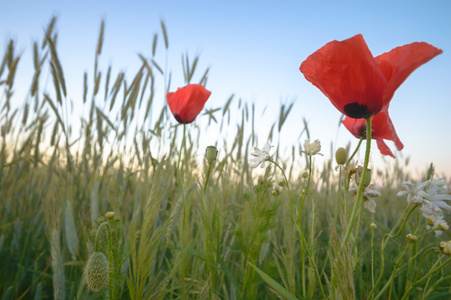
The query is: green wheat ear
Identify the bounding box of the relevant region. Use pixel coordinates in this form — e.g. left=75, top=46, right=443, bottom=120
left=84, top=251, right=109, bottom=292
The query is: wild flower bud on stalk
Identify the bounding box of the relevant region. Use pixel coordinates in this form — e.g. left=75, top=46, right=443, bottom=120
left=276, top=175, right=285, bottom=187
left=439, top=240, right=451, bottom=256
left=335, top=147, right=347, bottom=165
left=302, top=171, right=309, bottom=179
left=84, top=251, right=109, bottom=292
left=406, top=233, right=418, bottom=243
left=438, top=222, right=449, bottom=231
left=272, top=189, right=279, bottom=197
left=205, top=146, right=218, bottom=163
left=105, top=211, right=115, bottom=220
left=370, top=223, right=377, bottom=230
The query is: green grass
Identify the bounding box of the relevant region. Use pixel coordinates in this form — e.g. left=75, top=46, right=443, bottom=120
left=0, top=17, right=450, bottom=300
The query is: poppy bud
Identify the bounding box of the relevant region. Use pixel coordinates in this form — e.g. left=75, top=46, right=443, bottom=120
left=205, top=146, right=218, bottom=163
left=335, top=147, right=347, bottom=165
left=84, top=251, right=109, bottom=292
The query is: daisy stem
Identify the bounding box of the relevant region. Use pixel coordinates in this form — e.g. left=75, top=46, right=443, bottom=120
left=400, top=256, right=451, bottom=300
left=367, top=205, right=417, bottom=299
left=270, top=159, right=324, bottom=298
left=177, top=124, right=187, bottom=299
left=343, top=118, right=371, bottom=246
left=299, top=156, right=312, bottom=218
left=269, top=160, right=295, bottom=225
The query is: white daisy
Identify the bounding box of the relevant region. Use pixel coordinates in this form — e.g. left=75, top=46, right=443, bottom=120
left=250, top=144, right=273, bottom=168
left=398, top=178, right=451, bottom=235
left=300, top=139, right=323, bottom=156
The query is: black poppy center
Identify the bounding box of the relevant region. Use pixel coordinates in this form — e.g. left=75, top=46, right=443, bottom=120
left=343, top=102, right=371, bottom=119
left=174, top=113, right=191, bottom=124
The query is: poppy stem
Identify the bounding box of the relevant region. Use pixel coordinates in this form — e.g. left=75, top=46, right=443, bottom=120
left=177, top=124, right=187, bottom=299
left=343, top=117, right=371, bottom=246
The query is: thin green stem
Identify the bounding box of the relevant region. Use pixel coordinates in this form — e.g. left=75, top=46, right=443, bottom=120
left=177, top=124, right=187, bottom=299
left=346, top=137, right=363, bottom=167
left=202, top=161, right=214, bottom=299
left=343, top=118, right=371, bottom=245
left=367, top=205, right=418, bottom=299
left=94, top=221, right=111, bottom=252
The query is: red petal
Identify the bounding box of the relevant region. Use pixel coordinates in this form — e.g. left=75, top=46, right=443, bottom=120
left=342, top=107, right=403, bottom=158
left=376, top=42, right=443, bottom=106
left=376, top=139, right=395, bottom=158
left=371, top=108, right=403, bottom=151
left=166, top=84, right=211, bottom=124
left=300, top=34, right=387, bottom=118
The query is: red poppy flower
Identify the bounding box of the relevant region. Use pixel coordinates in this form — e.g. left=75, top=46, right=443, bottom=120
left=342, top=107, right=403, bottom=158
left=300, top=34, right=442, bottom=119
left=166, top=84, right=211, bottom=124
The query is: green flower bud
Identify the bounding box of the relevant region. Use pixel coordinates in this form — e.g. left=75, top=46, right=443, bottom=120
left=276, top=175, right=285, bottom=187
left=105, top=211, right=115, bottom=220
left=302, top=171, right=309, bottom=179
left=205, top=146, right=218, bottom=163
left=84, top=251, right=109, bottom=292
left=406, top=233, right=418, bottom=243
left=370, top=223, right=377, bottom=230
left=335, top=147, right=347, bottom=165
left=439, top=240, right=451, bottom=256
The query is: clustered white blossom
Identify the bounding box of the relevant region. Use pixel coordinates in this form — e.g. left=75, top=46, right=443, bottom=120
left=398, top=178, right=451, bottom=236
left=249, top=144, right=273, bottom=168
left=300, top=139, right=323, bottom=157
left=349, top=184, right=381, bottom=213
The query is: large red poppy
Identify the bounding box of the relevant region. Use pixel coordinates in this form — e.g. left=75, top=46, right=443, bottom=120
left=300, top=34, right=442, bottom=119
left=342, top=107, right=403, bottom=158
left=166, top=84, right=211, bottom=124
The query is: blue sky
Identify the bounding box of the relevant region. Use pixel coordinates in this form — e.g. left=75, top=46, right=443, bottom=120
left=1, top=1, right=450, bottom=178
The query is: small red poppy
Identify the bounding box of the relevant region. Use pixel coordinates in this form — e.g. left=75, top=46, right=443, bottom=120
left=342, top=107, right=403, bottom=158
left=300, top=34, right=442, bottom=118
left=166, top=84, right=211, bottom=124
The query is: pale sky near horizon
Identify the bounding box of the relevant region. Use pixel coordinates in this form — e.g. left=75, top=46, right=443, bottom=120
left=1, top=1, right=450, bottom=179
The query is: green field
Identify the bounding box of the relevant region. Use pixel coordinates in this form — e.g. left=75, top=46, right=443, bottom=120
left=1, top=18, right=450, bottom=300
